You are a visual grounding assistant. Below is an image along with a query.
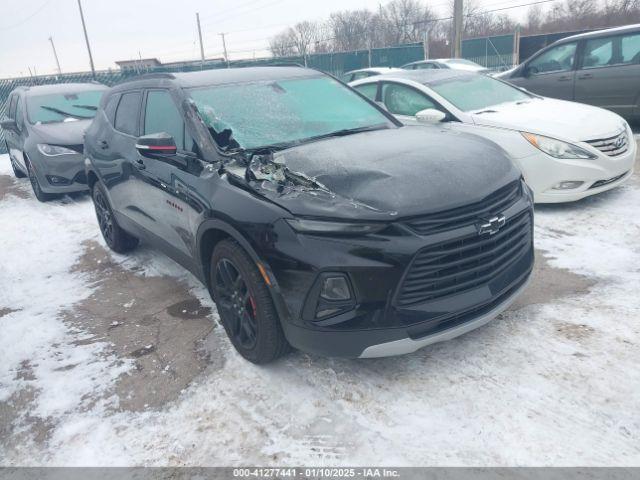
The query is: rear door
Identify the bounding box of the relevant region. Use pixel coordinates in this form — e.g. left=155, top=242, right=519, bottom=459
left=102, top=90, right=145, bottom=223
left=574, top=31, right=640, bottom=118
left=511, top=41, right=578, bottom=100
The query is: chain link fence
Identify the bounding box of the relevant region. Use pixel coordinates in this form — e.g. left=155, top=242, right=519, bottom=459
left=0, top=43, right=425, bottom=154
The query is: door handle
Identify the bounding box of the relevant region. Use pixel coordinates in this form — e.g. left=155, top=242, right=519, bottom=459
left=99, top=140, right=109, bottom=150
left=578, top=73, right=593, bottom=80
left=557, top=75, right=572, bottom=82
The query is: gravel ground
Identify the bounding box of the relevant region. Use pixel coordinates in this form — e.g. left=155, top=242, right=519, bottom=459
left=0, top=141, right=639, bottom=466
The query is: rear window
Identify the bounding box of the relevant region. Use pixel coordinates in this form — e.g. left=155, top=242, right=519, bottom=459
left=27, top=90, right=104, bottom=124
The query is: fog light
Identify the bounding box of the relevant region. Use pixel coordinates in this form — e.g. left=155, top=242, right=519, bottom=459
left=320, top=276, right=351, bottom=301
left=552, top=181, right=584, bottom=190
left=46, top=175, right=71, bottom=186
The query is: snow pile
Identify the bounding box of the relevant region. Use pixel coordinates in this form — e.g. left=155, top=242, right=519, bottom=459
left=1, top=153, right=639, bottom=466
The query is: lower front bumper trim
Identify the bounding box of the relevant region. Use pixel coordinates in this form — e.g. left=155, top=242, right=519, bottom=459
left=358, top=275, right=532, bottom=358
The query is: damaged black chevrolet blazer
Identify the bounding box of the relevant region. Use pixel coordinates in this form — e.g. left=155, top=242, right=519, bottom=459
left=84, top=67, right=534, bottom=364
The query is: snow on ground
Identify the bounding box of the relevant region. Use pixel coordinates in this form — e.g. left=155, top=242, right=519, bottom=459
left=1, top=152, right=639, bottom=466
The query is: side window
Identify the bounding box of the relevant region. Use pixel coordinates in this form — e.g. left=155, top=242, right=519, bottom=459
left=354, top=83, right=378, bottom=101
left=114, top=91, right=142, bottom=136
left=144, top=90, right=185, bottom=150
left=382, top=83, right=437, bottom=116
left=352, top=72, right=370, bottom=81
left=529, top=42, right=577, bottom=74
left=416, top=62, right=437, bottom=70
left=582, top=37, right=614, bottom=68
left=621, top=33, right=640, bottom=64
left=15, top=98, right=24, bottom=130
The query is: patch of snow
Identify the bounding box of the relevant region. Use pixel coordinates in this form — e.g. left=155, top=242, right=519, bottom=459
left=1, top=153, right=639, bottom=466
left=0, top=155, right=132, bottom=422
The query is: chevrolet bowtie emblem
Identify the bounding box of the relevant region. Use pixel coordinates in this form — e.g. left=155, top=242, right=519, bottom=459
left=478, top=215, right=506, bottom=236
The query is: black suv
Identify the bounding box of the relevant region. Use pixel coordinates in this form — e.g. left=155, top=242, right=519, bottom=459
left=84, top=67, right=534, bottom=364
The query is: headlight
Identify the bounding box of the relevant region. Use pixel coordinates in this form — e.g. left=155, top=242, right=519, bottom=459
left=37, top=144, right=77, bottom=156
left=285, top=218, right=387, bottom=235
left=521, top=132, right=596, bottom=160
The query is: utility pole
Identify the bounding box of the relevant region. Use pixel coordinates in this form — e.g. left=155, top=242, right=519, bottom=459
left=452, top=0, right=463, bottom=58
left=196, top=13, right=205, bottom=67
left=49, top=36, right=62, bottom=75
left=77, top=0, right=96, bottom=78
left=219, top=33, right=229, bottom=67
left=423, top=29, right=429, bottom=60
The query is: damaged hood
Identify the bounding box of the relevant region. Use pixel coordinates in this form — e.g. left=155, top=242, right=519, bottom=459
left=244, top=126, right=521, bottom=220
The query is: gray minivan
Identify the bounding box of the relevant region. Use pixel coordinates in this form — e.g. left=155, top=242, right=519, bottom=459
left=2, top=83, right=107, bottom=201
left=497, top=24, right=640, bottom=120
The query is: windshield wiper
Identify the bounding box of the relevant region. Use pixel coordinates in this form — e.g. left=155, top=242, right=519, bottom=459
left=473, top=109, right=498, bottom=115
left=301, top=125, right=389, bottom=143
left=72, top=104, right=98, bottom=111
left=39, top=105, right=92, bottom=119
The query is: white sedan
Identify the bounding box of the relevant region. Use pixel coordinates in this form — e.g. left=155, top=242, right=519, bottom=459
left=350, top=70, right=636, bottom=203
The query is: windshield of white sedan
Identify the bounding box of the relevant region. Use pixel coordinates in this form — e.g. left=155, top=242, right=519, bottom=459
left=27, top=90, right=104, bottom=124
left=430, top=75, right=531, bottom=112
left=189, top=76, right=392, bottom=151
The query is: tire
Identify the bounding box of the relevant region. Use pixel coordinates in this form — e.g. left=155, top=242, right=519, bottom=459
left=6, top=143, right=26, bottom=178
left=92, top=182, right=139, bottom=254
left=10, top=158, right=26, bottom=178
left=210, top=240, right=290, bottom=364
left=25, top=159, right=56, bottom=202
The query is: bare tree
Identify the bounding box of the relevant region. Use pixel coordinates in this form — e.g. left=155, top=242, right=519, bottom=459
left=379, top=0, right=436, bottom=45
left=269, top=31, right=296, bottom=57
left=329, top=10, right=376, bottom=51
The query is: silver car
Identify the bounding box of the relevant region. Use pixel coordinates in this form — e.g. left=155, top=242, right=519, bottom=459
left=496, top=24, right=640, bottom=120
left=1, top=83, right=107, bottom=201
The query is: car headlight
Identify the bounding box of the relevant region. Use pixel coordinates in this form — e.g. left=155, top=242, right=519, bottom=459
left=285, top=218, right=387, bottom=235
left=37, top=144, right=77, bottom=156
left=521, top=132, right=597, bottom=160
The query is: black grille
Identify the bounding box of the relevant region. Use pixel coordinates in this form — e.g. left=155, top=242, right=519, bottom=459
left=404, top=181, right=521, bottom=235
left=590, top=171, right=629, bottom=189
left=396, top=210, right=532, bottom=307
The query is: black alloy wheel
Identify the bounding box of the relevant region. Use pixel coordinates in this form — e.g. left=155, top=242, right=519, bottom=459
left=211, top=240, right=290, bottom=364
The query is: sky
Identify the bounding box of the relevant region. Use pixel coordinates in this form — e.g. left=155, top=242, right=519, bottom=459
left=0, top=0, right=571, bottom=78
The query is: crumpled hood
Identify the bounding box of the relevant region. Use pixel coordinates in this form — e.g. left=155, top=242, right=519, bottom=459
left=30, top=119, right=92, bottom=145
left=259, top=126, right=520, bottom=220
left=471, top=97, right=627, bottom=141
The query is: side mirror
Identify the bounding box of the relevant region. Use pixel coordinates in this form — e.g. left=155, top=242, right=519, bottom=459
left=415, top=108, right=447, bottom=123
left=135, top=132, right=177, bottom=157
left=523, top=65, right=537, bottom=77
left=0, top=118, right=17, bottom=131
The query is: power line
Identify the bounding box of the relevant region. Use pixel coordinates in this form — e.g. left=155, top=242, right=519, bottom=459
left=0, top=0, right=51, bottom=31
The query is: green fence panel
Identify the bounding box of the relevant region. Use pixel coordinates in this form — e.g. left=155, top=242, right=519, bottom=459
left=462, top=34, right=516, bottom=70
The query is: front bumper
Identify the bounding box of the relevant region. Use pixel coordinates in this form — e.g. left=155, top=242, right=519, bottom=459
left=27, top=148, right=89, bottom=194
left=265, top=183, right=534, bottom=358
left=520, top=132, right=637, bottom=204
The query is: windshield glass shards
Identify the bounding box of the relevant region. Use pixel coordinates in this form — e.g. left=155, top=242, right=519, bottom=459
left=27, top=90, right=104, bottom=124
left=188, top=76, right=392, bottom=151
